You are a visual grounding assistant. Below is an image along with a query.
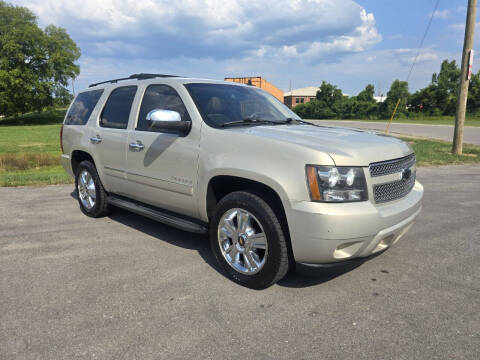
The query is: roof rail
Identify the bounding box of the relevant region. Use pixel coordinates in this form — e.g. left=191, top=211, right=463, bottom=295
left=88, top=73, right=180, bottom=88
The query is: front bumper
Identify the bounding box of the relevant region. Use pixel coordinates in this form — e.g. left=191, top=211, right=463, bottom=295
left=285, top=180, right=424, bottom=264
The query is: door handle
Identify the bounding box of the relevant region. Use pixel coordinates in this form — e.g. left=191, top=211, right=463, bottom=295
left=90, top=136, right=102, bottom=144
left=129, top=141, right=145, bottom=151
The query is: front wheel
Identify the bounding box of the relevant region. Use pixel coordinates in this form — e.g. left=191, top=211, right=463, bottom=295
left=210, top=191, right=289, bottom=289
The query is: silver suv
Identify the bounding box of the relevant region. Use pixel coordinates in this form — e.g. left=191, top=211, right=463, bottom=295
left=61, top=73, right=423, bottom=288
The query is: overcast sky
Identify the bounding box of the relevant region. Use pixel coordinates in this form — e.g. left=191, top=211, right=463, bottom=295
left=11, top=0, right=475, bottom=96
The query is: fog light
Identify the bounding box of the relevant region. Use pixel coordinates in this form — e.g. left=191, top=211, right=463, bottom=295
left=380, top=234, right=395, bottom=246
left=373, top=234, right=395, bottom=253
left=333, top=241, right=363, bottom=259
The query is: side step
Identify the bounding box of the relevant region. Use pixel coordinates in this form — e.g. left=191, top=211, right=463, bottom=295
left=107, top=195, right=208, bottom=234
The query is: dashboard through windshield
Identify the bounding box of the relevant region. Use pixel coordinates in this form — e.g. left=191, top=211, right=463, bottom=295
left=184, top=83, right=301, bottom=128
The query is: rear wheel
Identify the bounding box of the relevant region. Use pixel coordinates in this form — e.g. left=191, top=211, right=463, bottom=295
left=210, top=191, right=289, bottom=289
left=75, top=160, right=110, bottom=218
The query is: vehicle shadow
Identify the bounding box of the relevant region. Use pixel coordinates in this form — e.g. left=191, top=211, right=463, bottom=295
left=73, top=189, right=216, bottom=269
left=278, top=261, right=366, bottom=288
left=279, top=250, right=384, bottom=288
left=108, top=207, right=217, bottom=269
left=70, top=190, right=374, bottom=289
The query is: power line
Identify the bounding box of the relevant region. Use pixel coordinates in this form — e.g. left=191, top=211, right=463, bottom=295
left=386, top=0, right=440, bottom=133
left=406, top=0, right=441, bottom=83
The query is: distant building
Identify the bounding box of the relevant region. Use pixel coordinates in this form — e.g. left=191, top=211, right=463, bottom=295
left=284, top=87, right=319, bottom=109
left=224, top=76, right=284, bottom=102
left=374, top=96, right=386, bottom=103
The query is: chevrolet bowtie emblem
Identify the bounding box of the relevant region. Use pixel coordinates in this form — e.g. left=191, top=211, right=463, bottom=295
left=401, top=168, right=412, bottom=180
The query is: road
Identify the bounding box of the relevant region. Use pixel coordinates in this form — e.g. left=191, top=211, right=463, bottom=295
left=1, top=165, right=479, bottom=359
left=310, top=120, right=480, bottom=145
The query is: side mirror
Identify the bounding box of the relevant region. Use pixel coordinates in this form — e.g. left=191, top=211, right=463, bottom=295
left=146, top=109, right=191, bottom=136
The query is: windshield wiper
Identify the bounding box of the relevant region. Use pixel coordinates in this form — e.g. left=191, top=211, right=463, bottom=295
left=220, top=117, right=314, bottom=128
left=220, top=118, right=280, bottom=127
left=280, top=117, right=314, bottom=125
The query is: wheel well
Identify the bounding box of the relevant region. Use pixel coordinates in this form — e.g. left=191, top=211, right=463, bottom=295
left=206, top=176, right=293, bottom=259
left=71, top=150, right=94, bottom=175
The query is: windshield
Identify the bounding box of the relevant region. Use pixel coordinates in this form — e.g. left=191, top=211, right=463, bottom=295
left=184, top=83, right=301, bottom=127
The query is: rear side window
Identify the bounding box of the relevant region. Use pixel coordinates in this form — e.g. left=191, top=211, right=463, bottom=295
left=137, top=85, right=190, bottom=132
left=64, top=90, right=103, bottom=125
left=100, top=86, right=137, bottom=129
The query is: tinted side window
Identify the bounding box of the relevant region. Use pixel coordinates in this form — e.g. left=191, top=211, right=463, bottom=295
left=100, top=86, right=137, bottom=129
left=137, top=85, right=190, bottom=132
left=64, top=90, right=103, bottom=125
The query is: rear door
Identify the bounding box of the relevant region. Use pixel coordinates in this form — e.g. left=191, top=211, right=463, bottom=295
left=124, top=83, right=200, bottom=217
left=89, top=85, right=137, bottom=195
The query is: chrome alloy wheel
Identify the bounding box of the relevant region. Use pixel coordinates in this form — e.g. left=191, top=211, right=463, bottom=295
left=217, top=208, right=268, bottom=275
left=77, top=170, right=96, bottom=210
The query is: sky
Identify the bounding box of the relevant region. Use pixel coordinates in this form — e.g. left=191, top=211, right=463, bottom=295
left=11, top=0, right=476, bottom=96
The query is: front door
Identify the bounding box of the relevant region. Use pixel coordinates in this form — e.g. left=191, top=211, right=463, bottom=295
left=125, top=84, right=200, bottom=218
left=90, top=85, right=137, bottom=196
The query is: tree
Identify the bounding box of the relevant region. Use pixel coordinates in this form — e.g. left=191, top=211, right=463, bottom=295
left=356, top=84, right=376, bottom=103
left=467, top=70, right=480, bottom=113
left=294, top=81, right=380, bottom=120
left=52, top=84, right=74, bottom=107
left=409, top=84, right=441, bottom=115
left=0, top=1, right=80, bottom=116
left=432, top=60, right=460, bottom=115
left=408, top=60, right=465, bottom=116
left=316, top=81, right=344, bottom=107
left=380, top=80, right=409, bottom=118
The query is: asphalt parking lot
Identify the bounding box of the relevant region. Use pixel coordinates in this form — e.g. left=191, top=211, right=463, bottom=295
left=1, top=164, right=479, bottom=360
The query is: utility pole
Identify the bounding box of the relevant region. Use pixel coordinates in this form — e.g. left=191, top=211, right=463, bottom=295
left=453, top=0, right=477, bottom=154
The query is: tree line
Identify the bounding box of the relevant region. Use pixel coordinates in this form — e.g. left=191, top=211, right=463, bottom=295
left=293, top=59, right=478, bottom=120
left=0, top=1, right=80, bottom=117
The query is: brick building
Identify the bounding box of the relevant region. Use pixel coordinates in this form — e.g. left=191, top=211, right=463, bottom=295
left=283, top=87, right=319, bottom=109
left=224, top=76, right=284, bottom=103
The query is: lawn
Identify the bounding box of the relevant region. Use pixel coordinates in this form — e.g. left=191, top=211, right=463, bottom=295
left=0, top=110, right=72, bottom=186
left=0, top=110, right=479, bottom=186
left=399, top=136, right=480, bottom=166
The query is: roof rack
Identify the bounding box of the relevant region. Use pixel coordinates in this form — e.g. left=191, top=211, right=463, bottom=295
left=88, top=73, right=180, bottom=88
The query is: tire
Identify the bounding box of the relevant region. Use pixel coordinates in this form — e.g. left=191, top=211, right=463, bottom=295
left=75, top=160, right=110, bottom=218
left=210, top=191, right=289, bottom=289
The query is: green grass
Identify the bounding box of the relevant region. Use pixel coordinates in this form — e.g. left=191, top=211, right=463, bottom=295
left=398, top=136, right=480, bottom=166
left=0, top=110, right=71, bottom=186
left=0, top=110, right=479, bottom=186
left=0, top=123, right=63, bottom=154
left=0, top=166, right=72, bottom=187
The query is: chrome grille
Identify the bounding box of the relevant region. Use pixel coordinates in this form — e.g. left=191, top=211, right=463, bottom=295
left=369, top=153, right=416, bottom=177
left=373, top=172, right=416, bottom=203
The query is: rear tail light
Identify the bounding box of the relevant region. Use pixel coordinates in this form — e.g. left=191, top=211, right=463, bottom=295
left=60, top=124, right=64, bottom=153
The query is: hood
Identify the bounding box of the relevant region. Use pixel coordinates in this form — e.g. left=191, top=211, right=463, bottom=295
left=228, top=124, right=413, bottom=166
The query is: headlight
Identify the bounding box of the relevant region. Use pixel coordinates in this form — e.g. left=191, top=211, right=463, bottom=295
left=306, top=165, right=368, bottom=202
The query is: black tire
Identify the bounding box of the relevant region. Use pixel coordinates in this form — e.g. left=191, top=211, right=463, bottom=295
left=210, top=191, right=289, bottom=289
left=75, top=160, right=110, bottom=218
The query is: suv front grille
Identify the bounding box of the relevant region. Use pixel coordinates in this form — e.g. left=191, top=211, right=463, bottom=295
left=369, top=153, right=416, bottom=177
left=370, top=153, right=416, bottom=203
left=373, top=174, right=416, bottom=203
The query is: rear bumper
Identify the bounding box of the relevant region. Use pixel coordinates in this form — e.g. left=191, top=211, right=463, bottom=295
left=285, top=180, right=424, bottom=264
left=60, top=154, right=74, bottom=177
